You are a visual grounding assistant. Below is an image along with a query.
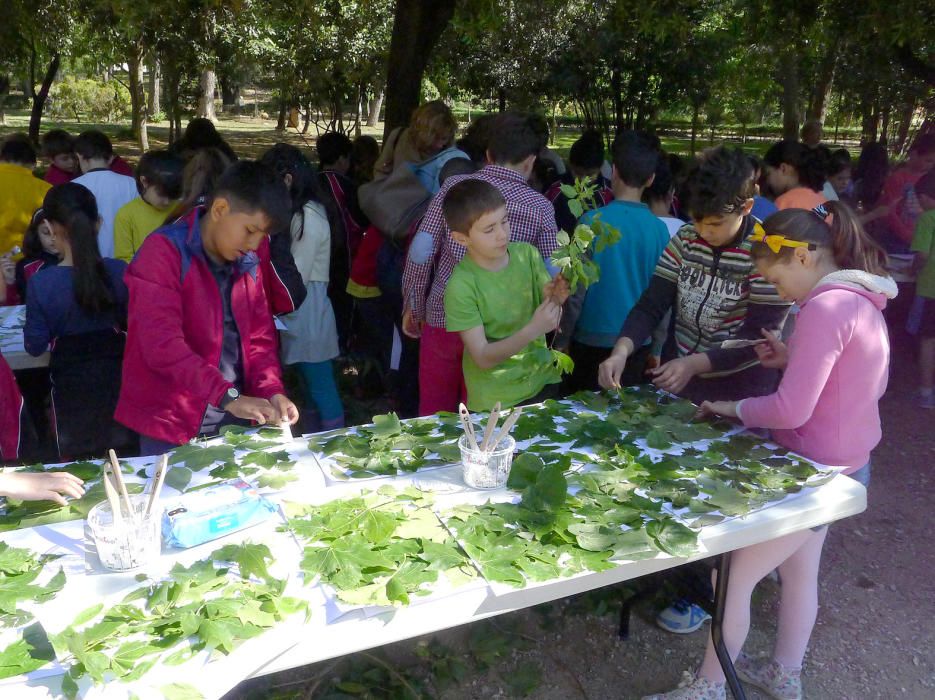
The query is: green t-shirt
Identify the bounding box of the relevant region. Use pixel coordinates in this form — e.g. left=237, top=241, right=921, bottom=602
left=444, top=242, right=555, bottom=411
left=911, top=209, right=935, bottom=299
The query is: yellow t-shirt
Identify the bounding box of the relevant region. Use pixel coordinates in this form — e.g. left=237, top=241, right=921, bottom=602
left=0, top=163, right=51, bottom=254
left=113, top=196, right=175, bottom=262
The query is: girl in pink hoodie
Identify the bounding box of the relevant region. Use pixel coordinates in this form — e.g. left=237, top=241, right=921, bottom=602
left=645, top=201, right=894, bottom=700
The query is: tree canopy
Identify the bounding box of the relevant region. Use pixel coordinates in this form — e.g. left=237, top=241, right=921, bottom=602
left=0, top=0, right=930, bottom=151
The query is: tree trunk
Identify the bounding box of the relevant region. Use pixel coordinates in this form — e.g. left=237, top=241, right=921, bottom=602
left=0, top=75, right=9, bottom=125
left=778, top=49, right=800, bottom=140
left=220, top=76, right=240, bottom=111
left=690, top=104, right=700, bottom=155
left=128, top=43, right=149, bottom=152
left=807, top=42, right=837, bottom=122
left=196, top=68, right=217, bottom=121
left=29, top=52, right=60, bottom=144
left=148, top=60, right=161, bottom=116
left=367, top=84, right=384, bottom=127
left=276, top=100, right=287, bottom=131
left=382, top=0, right=458, bottom=140
left=497, top=88, right=506, bottom=112
left=894, top=101, right=916, bottom=154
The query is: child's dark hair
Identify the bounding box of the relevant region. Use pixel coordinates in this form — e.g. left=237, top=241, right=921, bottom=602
left=487, top=113, right=545, bottom=166
left=569, top=131, right=604, bottom=172
left=854, top=142, right=888, bottom=207
left=763, top=139, right=827, bottom=191
left=317, top=132, right=353, bottom=168
left=350, top=135, right=380, bottom=183
left=42, top=129, right=75, bottom=158
left=915, top=168, right=935, bottom=200
left=683, top=146, right=755, bottom=220
left=439, top=156, right=477, bottom=186
left=164, top=147, right=233, bottom=224
left=612, top=131, right=658, bottom=189
left=442, top=179, right=506, bottom=234
left=73, top=130, right=113, bottom=161
left=644, top=154, right=674, bottom=204
left=135, top=150, right=184, bottom=199
left=208, top=160, right=292, bottom=234
left=1, top=135, right=37, bottom=165
left=752, top=201, right=888, bottom=276
left=22, top=209, right=48, bottom=260
left=458, top=114, right=497, bottom=164
left=259, top=143, right=337, bottom=239
left=828, top=148, right=852, bottom=177
left=174, top=118, right=237, bottom=161
left=43, top=184, right=116, bottom=313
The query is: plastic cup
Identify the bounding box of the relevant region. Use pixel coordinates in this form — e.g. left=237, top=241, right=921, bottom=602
left=459, top=434, right=516, bottom=489
left=87, top=495, right=162, bottom=571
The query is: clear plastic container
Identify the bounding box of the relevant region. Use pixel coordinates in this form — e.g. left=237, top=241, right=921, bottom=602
left=459, top=434, right=516, bottom=489
left=87, top=495, right=162, bottom=571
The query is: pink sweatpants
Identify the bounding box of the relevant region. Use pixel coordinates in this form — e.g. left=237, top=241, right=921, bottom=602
left=418, top=324, right=466, bottom=416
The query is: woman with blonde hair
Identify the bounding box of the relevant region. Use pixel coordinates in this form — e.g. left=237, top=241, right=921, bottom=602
left=376, top=100, right=459, bottom=177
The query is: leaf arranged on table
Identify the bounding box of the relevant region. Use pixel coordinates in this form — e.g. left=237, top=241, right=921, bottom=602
left=168, top=444, right=237, bottom=471
left=51, top=543, right=307, bottom=697
left=0, top=543, right=64, bottom=679
left=285, top=488, right=475, bottom=607
left=310, top=412, right=464, bottom=479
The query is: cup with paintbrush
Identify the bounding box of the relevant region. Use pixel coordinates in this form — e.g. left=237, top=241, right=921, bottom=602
left=458, top=402, right=521, bottom=489
left=87, top=452, right=168, bottom=571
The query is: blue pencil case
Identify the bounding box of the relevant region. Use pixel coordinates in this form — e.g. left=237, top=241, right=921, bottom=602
left=162, top=478, right=277, bottom=549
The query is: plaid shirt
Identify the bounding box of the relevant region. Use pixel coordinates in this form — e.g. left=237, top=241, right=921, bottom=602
left=402, top=165, right=559, bottom=328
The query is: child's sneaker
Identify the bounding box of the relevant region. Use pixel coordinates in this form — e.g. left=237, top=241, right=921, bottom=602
left=656, top=599, right=711, bottom=634
left=736, top=652, right=802, bottom=700
left=642, top=670, right=726, bottom=700
left=917, top=391, right=935, bottom=409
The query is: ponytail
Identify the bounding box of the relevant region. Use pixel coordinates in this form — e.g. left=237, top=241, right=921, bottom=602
left=164, top=147, right=233, bottom=224
left=822, top=200, right=888, bottom=276
left=42, top=183, right=115, bottom=314
left=754, top=200, right=888, bottom=276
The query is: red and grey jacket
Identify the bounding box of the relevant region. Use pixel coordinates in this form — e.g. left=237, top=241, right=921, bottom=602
left=0, top=354, right=23, bottom=461
left=257, top=231, right=307, bottom=315
left=115, top=209, right=285, bottom=445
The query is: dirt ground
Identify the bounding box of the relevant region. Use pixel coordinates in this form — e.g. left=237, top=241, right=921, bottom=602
left=226, top=315, right=934, bottom=700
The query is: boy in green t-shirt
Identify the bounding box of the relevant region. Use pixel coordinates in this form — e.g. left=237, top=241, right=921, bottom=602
left=443, top=179, right=569, bottom=410
left=911, top=169, right=935, bottom=408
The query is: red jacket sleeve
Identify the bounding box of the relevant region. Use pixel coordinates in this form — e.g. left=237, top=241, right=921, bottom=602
left=125, top=235, right=232, bottom=407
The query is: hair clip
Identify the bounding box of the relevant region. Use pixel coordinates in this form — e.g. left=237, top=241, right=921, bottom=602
left=812, top=203, right=834, bottom=225
left=750, top=224, right=817, bottom=254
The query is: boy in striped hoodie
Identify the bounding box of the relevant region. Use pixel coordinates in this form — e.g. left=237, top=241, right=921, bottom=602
left=599, top=146, right=791, bottom=403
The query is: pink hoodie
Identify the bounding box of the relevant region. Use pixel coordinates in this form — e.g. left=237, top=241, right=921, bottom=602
left=737, top=270, right=896, bottom=471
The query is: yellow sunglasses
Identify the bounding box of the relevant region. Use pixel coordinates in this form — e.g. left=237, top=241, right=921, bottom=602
left=749, top=224, right=816, bottom=254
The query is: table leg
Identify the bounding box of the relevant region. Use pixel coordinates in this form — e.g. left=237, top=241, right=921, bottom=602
left=712, top=552, right=746, bottom=700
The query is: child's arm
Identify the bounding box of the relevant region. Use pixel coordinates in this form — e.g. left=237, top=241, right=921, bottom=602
left=460, top=300, right=562, bottom=370
left=125, top=236, right=244, bottom=408
left=23, top=280, right=51, bottom=356
left=402, top=189, right=449, bottom=329
left=735, top=297, right=847, bottom=430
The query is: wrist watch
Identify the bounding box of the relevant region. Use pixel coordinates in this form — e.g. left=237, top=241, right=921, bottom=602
left=218, top=387, right=240, bottom=410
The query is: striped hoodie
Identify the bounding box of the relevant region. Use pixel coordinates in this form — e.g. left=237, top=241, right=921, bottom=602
left=620, top=216, right=791, bottom=377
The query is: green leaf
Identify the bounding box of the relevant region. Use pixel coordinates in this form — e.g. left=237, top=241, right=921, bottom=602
left=164, top=466, right=193, bottom=493
left=168, top=444, right=237, bottom=471
left=160, top=682, right=206, bottom=700
left=646, top=519, right=699, bottom=558
left=506, top=453, right=546, bottom=490
left=645, top=429, right=673, bottom=450
left=256, top=472, right=298, bottom=489
left=209, top=543, right=276, bottom=583
left=0, top=623, right=56, bottom=680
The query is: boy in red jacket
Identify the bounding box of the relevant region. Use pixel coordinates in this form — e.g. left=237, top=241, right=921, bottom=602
left=116, top=161, right=299, bottom=455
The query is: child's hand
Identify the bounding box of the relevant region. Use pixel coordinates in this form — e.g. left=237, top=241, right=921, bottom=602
left=225, top=396, right=279, bottom=425
left=755, top=329, right=788, bottom=369
left=401, top=308, right=423, bottom=339
left=598, top=351, right=629, bottom=389
left=544, top=274, right=571, bottom=305
left=270, top=393, right=299, bottom=425
left=0, top=255, right=14, bottom=286
left=694, top=400, right=739, bottom=420
left=649, top=355, right=705, bottom=394
left=0, top=470, right=85, bottom=506
left=530, top=300, right=562, bottom=336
